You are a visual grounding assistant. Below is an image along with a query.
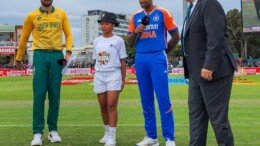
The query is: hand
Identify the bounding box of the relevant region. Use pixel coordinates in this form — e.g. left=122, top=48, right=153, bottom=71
left=134, top=24, right=146, bottom=34
left=16, top=61, right=25, bottom=70
left=65, top=51, right=72, bottom=61
left=121, top=81, right=125, bottom=92
left=201, top=68, right=213, bottom=81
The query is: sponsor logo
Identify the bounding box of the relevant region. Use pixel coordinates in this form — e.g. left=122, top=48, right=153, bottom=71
left=97, top=51, right=110, bottom=65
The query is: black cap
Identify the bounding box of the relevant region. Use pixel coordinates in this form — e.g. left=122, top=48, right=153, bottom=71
left=97, top=12, right=120, bottom=27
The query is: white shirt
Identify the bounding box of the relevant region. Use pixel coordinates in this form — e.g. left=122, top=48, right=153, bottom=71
left=190, top=0, right=198, bottom=15
left=93, top=35, right=128, bottom=71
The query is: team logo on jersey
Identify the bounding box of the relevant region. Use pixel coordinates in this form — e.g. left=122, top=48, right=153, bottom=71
left=98, top=51, right=111, bottom=65
left=137, top=19, right=141, bottom=23
left=153, top=14, right=160, bottom=21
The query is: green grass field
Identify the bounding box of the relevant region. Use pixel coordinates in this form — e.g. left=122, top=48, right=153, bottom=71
left=0, top=75, right=260, bottom=146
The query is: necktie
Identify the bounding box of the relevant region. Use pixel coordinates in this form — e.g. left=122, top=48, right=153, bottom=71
left=183, top=3, right=193, bottom=56
left=185, top=3, right=193, bottom=22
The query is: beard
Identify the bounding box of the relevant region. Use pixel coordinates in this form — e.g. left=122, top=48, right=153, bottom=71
left=41, top=0, right=53, bottom=7
left=140, top=1, right=152, bottom=9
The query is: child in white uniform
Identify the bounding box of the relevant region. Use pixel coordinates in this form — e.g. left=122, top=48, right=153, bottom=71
left=93, top=12, right=127, bottom=146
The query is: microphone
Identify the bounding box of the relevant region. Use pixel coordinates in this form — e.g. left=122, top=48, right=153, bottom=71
left=57, top=59, right=67, bottom=66
left=141, top=15, right=150, bottom=26
left=136, top=16, right=150, bottom=41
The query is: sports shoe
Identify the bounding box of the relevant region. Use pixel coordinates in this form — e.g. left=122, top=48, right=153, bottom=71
left=104, top=132, right=116, bottom=146
left=31, top=133, right=43, bottom=146
left=136, top=136, right=159, bottom=146
left=48, top=131, right=61, bottom=143
left=166, top=140, right=176, bottom=146
left=100, top=131, right=109, bottom=143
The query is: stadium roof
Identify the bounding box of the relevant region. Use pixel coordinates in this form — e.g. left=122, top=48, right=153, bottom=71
left=0, top=24, right=15, bottom=32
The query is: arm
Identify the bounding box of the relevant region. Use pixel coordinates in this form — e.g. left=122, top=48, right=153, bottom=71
left=203, top=0, right=226, bottom=72
left=118, top=38, right=128, bottom=91
left=125, top=14, right=146, bottom=46
left=126, top=25, right=146, bottom=46
left=126, top=33, right=137, bottom=46
left=166, top=30, right=180, bottom=54
left=120, top=59, right=126, bottom=91
left=16, top=15, right=33, bottom=62
left=62, top=11, right=73, bottom=51
left=161, top=8, right=180, bottom=54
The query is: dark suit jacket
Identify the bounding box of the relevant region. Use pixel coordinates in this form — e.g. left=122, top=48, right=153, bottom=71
left=181, top=0, right=237, bottom=83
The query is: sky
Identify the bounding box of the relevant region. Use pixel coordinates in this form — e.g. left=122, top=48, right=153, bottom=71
left=0, top=0, right=241, bottom=46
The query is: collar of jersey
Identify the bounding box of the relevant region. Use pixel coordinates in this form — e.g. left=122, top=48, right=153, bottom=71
left=39, top=6, right=55, bottom=14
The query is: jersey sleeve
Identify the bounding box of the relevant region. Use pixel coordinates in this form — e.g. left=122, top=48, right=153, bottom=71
left=16, top=14, right=33, bottom=61
left=127, top=14, right=136, bottom=34
left=118, top=38, right=128, bottom=59
left=161, top=8, right=178, bottom=33
left=62, top=11, right=73, bottom=50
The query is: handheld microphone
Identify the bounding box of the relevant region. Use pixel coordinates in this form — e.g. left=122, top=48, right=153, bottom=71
left=136, top=16, right=150, bottom=41
left=141, top=15, right=150, bottom=26
left=57, top=59, right=67, bottom=67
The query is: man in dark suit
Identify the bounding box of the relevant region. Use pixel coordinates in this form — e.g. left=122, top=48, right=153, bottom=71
left=181, top=0, right=237, bottom=146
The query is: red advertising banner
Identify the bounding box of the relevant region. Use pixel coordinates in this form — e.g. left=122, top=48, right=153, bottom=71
left=0, top=47, right=16, bottom=54
left=1, top=67, right=260, bottom=76
left=244, top=67, right=260, bottom=75
left=126, top=68, right=136, bottom=74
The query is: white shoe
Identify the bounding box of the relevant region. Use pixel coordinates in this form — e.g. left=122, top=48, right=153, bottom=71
left=166, top=140, right=176, bottom=146
left=136, top=136, right=159, bottom=146
left=100, top=131, right=109, bottom=143
left=104, top=132, right=116, bottom=146
left=31, top=134, right=43, bottom=146
left=48, top=131, right=61, bottom=143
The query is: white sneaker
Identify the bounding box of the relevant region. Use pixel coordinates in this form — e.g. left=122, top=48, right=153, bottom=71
left=100, top=131, right=109, bottom=143
left=48, top=131, right=61, bottom=143
left=31, top=133, right=43, bottom=146
left=104, top=132, right=116, bottom=146
left=136, top=136, right=159, bottom=146
left=166, top=140, right=176, bottom=146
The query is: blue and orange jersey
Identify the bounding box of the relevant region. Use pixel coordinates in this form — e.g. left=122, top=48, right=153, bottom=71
left=128, top=6, right=178, bottom=53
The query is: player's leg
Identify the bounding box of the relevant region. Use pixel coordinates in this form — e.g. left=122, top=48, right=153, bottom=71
left=135, top=53, right=159, bottom=146
left=47, top=51, right=63, bottom=143
left=150, top=51, right=175, bottom=142
left=31, top=50, right=48, bottom=145
left=94, top=71, right=109, bottom=143
left=98, top=92, right=109, bottom=143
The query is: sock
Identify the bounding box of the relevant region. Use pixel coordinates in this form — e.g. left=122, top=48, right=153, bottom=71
left=105, top=125, right=109, bottom=133
left=109, top=127, right=117, bottom=136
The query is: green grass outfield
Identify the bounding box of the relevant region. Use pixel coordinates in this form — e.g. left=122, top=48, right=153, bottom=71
left=0, top=75, right=259, bottom=146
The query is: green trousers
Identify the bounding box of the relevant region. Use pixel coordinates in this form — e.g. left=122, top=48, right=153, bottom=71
left=32, top=50, right=64, bottom=134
